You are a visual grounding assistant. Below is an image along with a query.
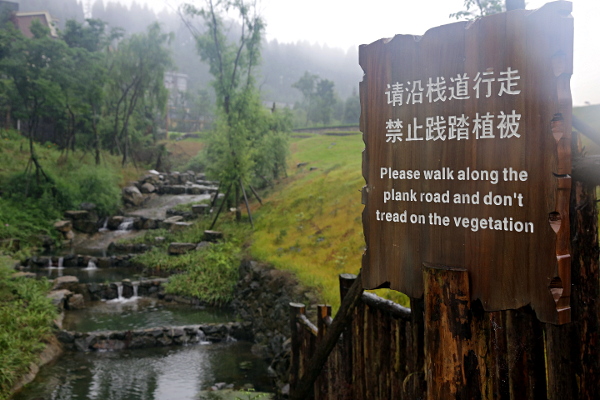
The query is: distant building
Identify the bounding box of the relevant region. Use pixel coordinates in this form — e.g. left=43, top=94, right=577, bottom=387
left=0, top=1, right=58, bottom=39
left=14, top=11, right=58, bottom=38
left=164, top=72, right=188, bottom=93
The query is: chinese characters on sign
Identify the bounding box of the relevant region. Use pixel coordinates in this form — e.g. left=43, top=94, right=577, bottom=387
left=384, top=68, right=522, bottom=143
left=360, top=2, right=573, bottom=324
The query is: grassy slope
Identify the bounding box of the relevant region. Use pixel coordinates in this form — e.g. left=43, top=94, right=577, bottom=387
left=0, top=256, right=57, bottom=400
left=251, top=134, right=406, bottom=311
left=0, top=131, right=143, bottom=257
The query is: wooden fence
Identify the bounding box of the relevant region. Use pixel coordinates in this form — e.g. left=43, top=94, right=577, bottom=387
left=289, top=140, right=599, bottom=400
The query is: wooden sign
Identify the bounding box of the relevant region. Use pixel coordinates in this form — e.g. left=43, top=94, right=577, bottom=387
left=360, top=2, right=573, bottom=324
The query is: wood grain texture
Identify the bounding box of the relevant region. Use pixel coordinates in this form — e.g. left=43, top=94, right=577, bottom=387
left=360, top=1, right=574, bottom=324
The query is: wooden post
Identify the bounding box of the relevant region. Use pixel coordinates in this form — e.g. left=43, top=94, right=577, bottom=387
left=339, top=274, right=355, bottom=399
left=290, top=302, right=306, bottom=394
left=290, top=272, right=364, bottom=400
left=423, top=263, right=480, bottom=400
left=316, top=304, right=332, bottom=400
left=339, top=273, right=357, bottom=300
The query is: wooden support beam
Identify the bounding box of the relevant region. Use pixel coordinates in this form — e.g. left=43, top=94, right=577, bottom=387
left=249, top=184, right=263, bottom=205
left=209, top=182, right=232, bottom=230
left=239, top=179, right=254, bottom=229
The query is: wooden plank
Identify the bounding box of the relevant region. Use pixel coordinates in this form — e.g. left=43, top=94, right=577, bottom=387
left=423, top=263, right=480, bottom=400
left=360, top=1, right=574, bottom=324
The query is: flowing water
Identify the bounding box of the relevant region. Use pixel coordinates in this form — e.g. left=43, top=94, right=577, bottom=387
left=62, top=298, right=234, bottom=332
left=15, top=190, right=274, bottom=399
left=13, top=341, right=272, bottom=400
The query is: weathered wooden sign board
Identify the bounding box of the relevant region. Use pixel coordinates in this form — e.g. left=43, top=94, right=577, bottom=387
left=360, top=1, right=573, bottom=324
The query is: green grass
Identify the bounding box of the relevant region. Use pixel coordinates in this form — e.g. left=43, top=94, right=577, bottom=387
left=251, top=135, right=409, bottom=311
left=131, top=218, right=250, bottom=305
left=0, top=131, right=142, bottom=255
left=0, top=255, right=57, bottom=400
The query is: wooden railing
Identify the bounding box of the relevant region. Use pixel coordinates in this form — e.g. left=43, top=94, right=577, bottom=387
left=290, top=274, right=425, bottom=400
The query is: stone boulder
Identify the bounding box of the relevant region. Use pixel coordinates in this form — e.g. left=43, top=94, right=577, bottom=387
left=53, top=220, right=72, bottom=233
left=159, top=215, right=184, bottom=230
left=122, top=186, right=144, bottom=207
left=73, top=220, right=99, bottom=234
left=168, top=242, right=197, bottom=255
left=140, top=182, right=156, bottom=194
left=52, top=275, right=80, bottom=291
left=67, top=293, right=85, bottom=310
left=192, top=204, right=210, bottom=215
left=204, top=230, right=224, bottom=242
left=47, top=289, right=72, bottom=310
left=11, top=272, right=36, bottom=279
left=64, top=210, right=90, bottom=220
left=170, top=222, right=193, bottom=231
left=107, top=216, right=125, bottom=230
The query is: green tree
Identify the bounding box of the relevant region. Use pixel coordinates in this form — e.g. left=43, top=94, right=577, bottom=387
left=292, top=71, right=318, bottom=124
left=103, top=22, right=172, bottom=165
left=183, top=0, right=290, bottom=224
left=450, top=0, right=505, bottom=20
left=293, top=72, right=338, bottom=126
left=0, top=20, right=69, bottom=182
left=343, top=89, right=360, bottom=124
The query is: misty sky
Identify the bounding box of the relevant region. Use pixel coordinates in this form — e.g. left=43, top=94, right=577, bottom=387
left=111, top=0, right=597, bottom=106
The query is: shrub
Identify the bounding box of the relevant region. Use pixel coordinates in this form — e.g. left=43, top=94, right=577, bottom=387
left=164, top=241, right=241, bottom=306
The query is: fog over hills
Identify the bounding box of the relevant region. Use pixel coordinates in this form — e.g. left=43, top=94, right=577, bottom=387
left=20, top=0, right=362, bottom=105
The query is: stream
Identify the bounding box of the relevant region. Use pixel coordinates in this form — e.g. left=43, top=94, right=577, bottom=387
left=15, top=190, right=274, bottom=399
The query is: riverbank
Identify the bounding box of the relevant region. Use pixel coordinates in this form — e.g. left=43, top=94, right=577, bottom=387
left=0, top=256, right=59, bottom=400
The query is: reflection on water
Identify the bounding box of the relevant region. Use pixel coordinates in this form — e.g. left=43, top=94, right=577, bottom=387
left=62, top=298, right=234, bottom=332
left=14, top=342, right=273, bottom=400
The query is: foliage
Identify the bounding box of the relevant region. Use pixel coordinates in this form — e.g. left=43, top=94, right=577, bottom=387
left=182, top=0, right=290, bottom=210
left=131, top=219, right=249, bottom=305
left=291, top=72, right=359, bottom=127
left=103, top=22, right=173, bottom=166
left=164, top=241, right=241, bottom=305
left=0, top=257, right=57, bottom=400
left=450, top=0, right=505, bottom=20
left=251, top=134, right=409, bottom=310
left=0, top=132, right=133, bottom=255
left=0, top=15, right=172, bottom=169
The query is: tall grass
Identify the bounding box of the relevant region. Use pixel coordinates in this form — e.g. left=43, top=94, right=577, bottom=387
left=251, top=135, right=409, bottom=311
left=0, top=131, right=140, bottom=254
left=131, top=218, right=249, bottom=305
left=0, top=256, right=57, bottom=400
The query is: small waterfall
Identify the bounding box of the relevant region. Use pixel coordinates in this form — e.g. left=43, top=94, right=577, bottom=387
left=85, top=260, right=97, bottom=270
left=47, top=258, right=52, bottom=268
left=117, top=217, right=135, bottom=231
left=117, top=283, right=124, bottom=300
left=98, top=218, right=109, bottom=232
left=57, top=257, right=64, bottom=269
left=133, top=282, right=139, bottom=298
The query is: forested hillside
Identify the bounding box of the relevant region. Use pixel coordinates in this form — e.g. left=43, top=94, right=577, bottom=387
left=20, top=0, right=362, bottom=106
